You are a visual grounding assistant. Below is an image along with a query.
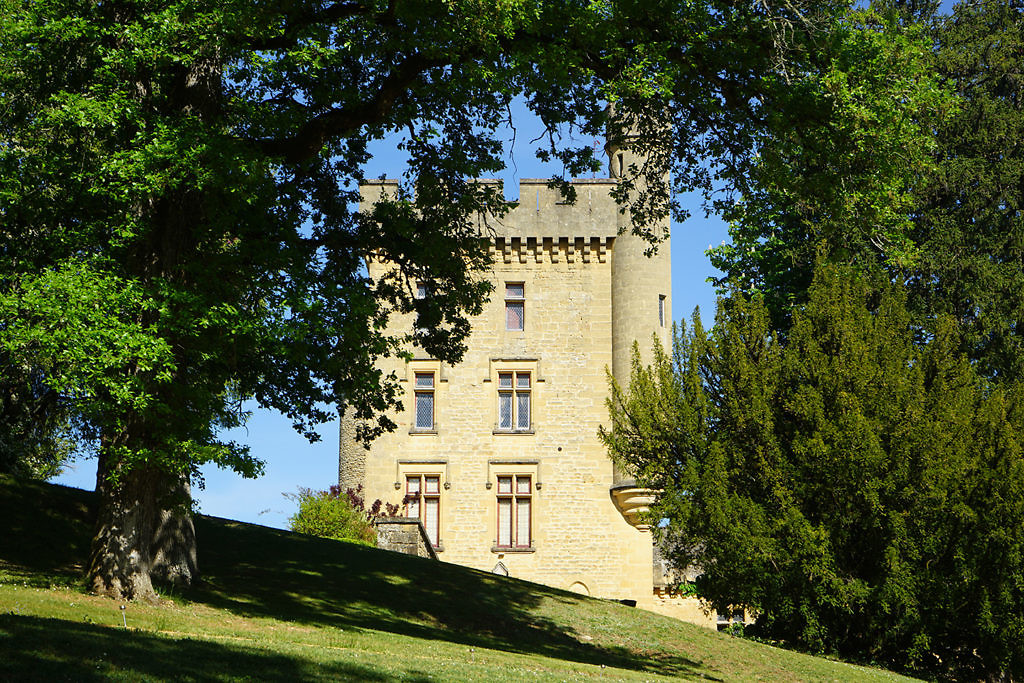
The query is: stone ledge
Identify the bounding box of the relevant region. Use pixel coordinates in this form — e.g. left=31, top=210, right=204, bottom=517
left=492, top=428, right=536, bottom=436
left=610, top=484, right=659, bottom=530
left=491, top=544, right=536, bottom=554
left=372, top=517, right=438, bottom=560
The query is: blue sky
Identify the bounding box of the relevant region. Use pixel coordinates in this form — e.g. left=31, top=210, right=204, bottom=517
left=52, top=108, right=731, bottom=530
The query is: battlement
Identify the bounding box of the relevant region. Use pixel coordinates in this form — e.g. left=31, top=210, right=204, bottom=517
left=360, top=177, right=620, bottom=240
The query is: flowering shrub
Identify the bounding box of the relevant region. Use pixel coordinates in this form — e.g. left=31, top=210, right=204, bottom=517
left=286, top=485, right=399, bottom=546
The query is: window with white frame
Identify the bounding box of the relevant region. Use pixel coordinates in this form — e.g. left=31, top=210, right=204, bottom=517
left=717, top=607, right=746, bottom=632
left=497, top=371, right=530, bottom=431
left=496, top=475, right=531, bottom=548
left=413, top=282, right=431, bottom=336
left=405, top=474, right=441, bottom=547
left=505, top=283, right=525, bottom=331
left=414, top=372, right=435, bottom=430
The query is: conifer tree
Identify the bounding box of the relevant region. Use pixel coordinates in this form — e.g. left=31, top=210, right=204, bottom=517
left=603, top=264, right=1024, bottom=680
left=905, top=0, right=1024, bottom=379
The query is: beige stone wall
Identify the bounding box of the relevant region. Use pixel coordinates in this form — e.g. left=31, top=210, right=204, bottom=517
left=337, top=412, right=365, bottom=493
left=373, top=518, right=438, bottom=560
left=644, top=588, right=718, bottom=629
left=341, top=175, right=675, bottom=612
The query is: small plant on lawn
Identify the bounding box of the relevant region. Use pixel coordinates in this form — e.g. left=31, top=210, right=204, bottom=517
left=286, top=485, right=400, bottom=546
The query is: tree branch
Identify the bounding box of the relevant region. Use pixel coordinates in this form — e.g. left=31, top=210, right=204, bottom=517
left=249, top=51, right=445, bottom=163
left=242, top=1, right=374, bottom=52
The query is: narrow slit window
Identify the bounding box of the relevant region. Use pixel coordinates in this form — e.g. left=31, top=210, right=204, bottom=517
left=659, top=295, right=666, bottom=327
left=505, top=283, right=525, bottom=331
left=414, top=372, right=435, bottom=430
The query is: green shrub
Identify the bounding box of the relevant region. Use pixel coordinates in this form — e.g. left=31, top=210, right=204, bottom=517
left=286, top=486, right=376, bottom=546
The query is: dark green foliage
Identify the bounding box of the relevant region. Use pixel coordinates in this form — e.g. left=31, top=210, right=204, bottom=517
left=706, top=4, right=951, bottom=328
left=670, top=6, right=1024, bottom=672
left=601, top=1, right=1024, bottom=677
left=0, top=361, right=77, bottom=479
left=710, top=1, right=1024, bottom=384
left=603, top=264, right=1024, bottom=680
left=905, top=0, right=1024, bottom=380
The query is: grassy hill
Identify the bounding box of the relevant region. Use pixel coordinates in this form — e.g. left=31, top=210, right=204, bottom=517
left=0, top=476, right=915, bottom=682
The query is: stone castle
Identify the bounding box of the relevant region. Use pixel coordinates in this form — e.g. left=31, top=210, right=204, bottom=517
left=339, top=138, right=723, bottom=627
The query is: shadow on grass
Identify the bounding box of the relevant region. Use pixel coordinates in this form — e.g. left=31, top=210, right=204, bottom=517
left=0, top=477, right=709, bottom=680
left=0, top=478, right=94, bottom=586
left=191, top=517, right=707, bottom=679
left=0, top=614, right=392, bottom=682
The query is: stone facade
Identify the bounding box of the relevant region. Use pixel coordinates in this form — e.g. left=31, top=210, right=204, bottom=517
left=340, top=142, right=717, bottom=628
left=373, top=518, right=438, bottom=560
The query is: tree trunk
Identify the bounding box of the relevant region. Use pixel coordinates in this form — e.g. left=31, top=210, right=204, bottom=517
left=150, top=474, right=198, bottom=586
left=87, top=450, right=162, bottom=603
left=87, top=449, right=198, bottom=601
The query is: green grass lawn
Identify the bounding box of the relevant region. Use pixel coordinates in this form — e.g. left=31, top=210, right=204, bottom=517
left=0, top=476, right=917, bottom=681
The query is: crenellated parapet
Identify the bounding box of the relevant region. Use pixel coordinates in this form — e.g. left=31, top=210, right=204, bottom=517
left=359, top=178, right=621, bottom=241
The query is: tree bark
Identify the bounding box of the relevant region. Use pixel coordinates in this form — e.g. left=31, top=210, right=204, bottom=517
left=87, top=450, right=162, bottom=603
left=149, top=474, right=198, bottom=586
left=87, top=447, right=197, bottom=601
left=84, top=37, right=223, bottom=603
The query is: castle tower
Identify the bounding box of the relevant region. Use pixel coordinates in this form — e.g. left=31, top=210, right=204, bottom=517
left=338, top=132, right=716, bottom=628
left=606, top=118, right=672, bottom=517
left=607, top=123, right=672, bottom=390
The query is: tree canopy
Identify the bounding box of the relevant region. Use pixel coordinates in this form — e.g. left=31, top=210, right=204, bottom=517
left=0, top=0, right=941, bottom=601
left=904, top=0, right=1024, bottom=380
left=709, top=1, right=1024, bottom=372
